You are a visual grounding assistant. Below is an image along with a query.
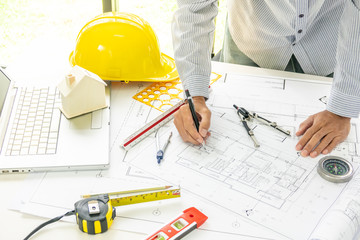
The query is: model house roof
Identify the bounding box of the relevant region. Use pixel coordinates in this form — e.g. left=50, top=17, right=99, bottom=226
left=57, top=65, right=107, bottom=97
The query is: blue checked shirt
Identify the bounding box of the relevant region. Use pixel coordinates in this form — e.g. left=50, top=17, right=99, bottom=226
left=172, top=0, right=360, bottom=118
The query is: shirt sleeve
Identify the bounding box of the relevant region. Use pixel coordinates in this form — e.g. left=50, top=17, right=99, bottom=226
left=327, top=0, right=360, bottom=118
left=171, top=0, right=218, bottom=99
left=354, top=0, right=360, bottom=8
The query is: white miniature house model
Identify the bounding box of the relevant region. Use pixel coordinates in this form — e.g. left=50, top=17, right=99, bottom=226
left=57, top=65, right=107, bottom=118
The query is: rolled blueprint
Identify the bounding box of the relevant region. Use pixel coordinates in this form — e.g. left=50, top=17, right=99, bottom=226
left=310, top=170, right=360, bottom=240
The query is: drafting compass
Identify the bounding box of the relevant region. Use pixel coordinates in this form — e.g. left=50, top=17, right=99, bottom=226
left=233, top=104, right=291, bottom=147
left=155, top=130, right=173, bottom=164
left=317, top=156, right=354, bottom=183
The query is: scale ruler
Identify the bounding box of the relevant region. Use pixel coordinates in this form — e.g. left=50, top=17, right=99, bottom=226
left=122, top=100, right=185, bottom=150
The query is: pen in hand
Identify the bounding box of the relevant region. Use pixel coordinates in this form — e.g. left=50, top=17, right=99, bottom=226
left=184, top=89, right=205, bottom=148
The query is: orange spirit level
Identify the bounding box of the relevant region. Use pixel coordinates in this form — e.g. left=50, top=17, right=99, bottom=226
left=146, top=207, right=208, bottom=240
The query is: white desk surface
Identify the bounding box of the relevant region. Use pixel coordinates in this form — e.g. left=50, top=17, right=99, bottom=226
left=0, top=36, right=333, bottom=240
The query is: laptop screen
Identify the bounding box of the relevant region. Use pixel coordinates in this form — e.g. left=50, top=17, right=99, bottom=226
left=0, top=70, right=11, bottom=117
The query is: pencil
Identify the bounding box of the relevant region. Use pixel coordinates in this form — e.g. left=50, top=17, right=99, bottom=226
left=184, top=89, right=205, bottom=148
left=184, top=90, right=200, bottom=131
left=81, top=185, right=173, bottom=198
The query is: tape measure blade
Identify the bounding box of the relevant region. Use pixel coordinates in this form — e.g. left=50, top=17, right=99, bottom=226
left=110, top=189, right=181, bottom=207
left=122, top=100, right=185, bottom=150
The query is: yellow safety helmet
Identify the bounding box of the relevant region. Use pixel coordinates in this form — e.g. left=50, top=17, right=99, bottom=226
left=69, top=12, right=178, bottom=82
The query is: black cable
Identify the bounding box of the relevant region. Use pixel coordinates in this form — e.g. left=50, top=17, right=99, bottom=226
left=23, top=210, right=75, bottom=240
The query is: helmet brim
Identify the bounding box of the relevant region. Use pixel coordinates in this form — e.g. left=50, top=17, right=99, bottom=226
left=69, top=51, right=179, bottom=82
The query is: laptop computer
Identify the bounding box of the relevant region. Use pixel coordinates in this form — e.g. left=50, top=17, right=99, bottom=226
left=0, top=68, right=110, bottom=173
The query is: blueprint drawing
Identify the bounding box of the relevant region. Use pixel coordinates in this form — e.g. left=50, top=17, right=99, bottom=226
left=15, top=80, right=286, bottom=239
left=127, top=73, right=360, bottom=240
left=14, top=74, right=360, bottom=240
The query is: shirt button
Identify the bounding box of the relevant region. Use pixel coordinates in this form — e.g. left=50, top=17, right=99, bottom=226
left=298, top=29, right=303, bottom=33
left=299, top=14, right=304, bottom=18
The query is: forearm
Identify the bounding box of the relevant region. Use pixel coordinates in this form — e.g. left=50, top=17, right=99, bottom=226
left=172, top=0, right=218, bottom=98
left=327, top=0, right=360, bottom=118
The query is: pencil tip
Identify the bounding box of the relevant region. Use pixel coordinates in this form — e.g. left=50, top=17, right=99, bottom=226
left=201, top=142, right=206, bottom=150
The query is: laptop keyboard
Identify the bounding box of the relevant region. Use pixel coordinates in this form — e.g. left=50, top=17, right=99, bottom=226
left=6, top=87, right=61, bottom=156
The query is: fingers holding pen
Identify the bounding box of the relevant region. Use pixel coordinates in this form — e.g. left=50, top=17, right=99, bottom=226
left=174, top=103, right=204, bottom=145
left=173, top=96, right=211, bottom=145
left=193, top=96, right=211, bottom=139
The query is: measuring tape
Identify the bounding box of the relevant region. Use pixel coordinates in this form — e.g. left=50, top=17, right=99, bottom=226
left=146, top=207, right=208, bottom=240
left=75, top=194, right=115, bottom=234
left=122, top=100, right=185, bottom=150
left=24, top=187, right=181, bottom=239
left=75, top=187, right=181, bottom=234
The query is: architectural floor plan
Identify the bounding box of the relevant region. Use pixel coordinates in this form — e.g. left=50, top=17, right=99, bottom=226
left=14, top=73, right=360, bottom=240
left=127, top=73, right=360, bottom=239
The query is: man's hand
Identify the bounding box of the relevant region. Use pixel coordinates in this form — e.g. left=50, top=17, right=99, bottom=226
left=295, top=110, right=350, bottom=158
left=173, top=96, right=211, bottom=145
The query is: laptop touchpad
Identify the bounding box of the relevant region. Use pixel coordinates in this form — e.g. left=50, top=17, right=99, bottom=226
left=91, top=109, right=103, bottom=129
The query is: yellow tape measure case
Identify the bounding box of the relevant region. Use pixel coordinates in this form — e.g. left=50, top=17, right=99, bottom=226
left=74, top=194, right=116, bottom=234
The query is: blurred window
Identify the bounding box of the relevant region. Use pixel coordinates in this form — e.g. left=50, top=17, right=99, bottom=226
left=0, top=0, right=225, bottom=65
